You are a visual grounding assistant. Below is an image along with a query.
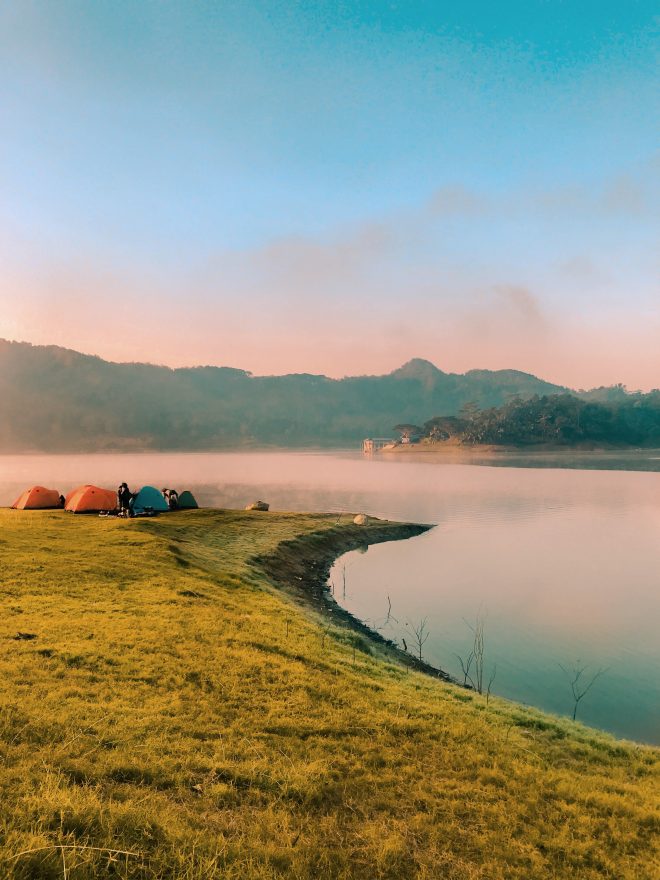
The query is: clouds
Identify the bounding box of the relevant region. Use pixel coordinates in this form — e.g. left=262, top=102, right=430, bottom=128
left=493, top=285, right=547, bottom=329
left=424, top=173, right=658, bottom=222
left=193, top=165, right=657, bottom=321
left=0, top=159, right=657, bottom=388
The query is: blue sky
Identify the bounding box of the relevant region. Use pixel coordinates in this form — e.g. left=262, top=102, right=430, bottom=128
left=0, top=2, right=658, bottom=386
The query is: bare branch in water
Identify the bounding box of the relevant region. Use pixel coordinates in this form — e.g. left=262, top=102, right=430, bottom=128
left=559, top=661, right=609, bottom=721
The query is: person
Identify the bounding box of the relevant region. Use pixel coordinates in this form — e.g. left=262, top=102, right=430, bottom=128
left=161, top=488, right=169, bottom=504
left=168, top=488, right=179, bottom=510
left=58, top=495, right=65, bottom=508
left=117, top=482, right=132, bottom=516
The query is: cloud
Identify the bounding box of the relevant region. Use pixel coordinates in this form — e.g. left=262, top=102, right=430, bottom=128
left=558, top=255, right=606, bottom=281
left=1, top=162, right=658, bottom=387
left=421, top=169, right=659, bottom=222
left=426, top=185, right=488, bottom=217
left=601, top=176, right=648, bottom=215
left=247, top=222, right=395, bottom=289
left=455, top=284, right=551, bottom=349
left=493, top=285, right=547, bottom=328
left=193, top=165, right=656, bottom=314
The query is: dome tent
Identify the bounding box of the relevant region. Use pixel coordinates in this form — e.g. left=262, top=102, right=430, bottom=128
left=177, top=490, right=198, bottom=509
left=130, top=485, right=169, bottom=515
left=12, top=486, right=62, bottom=510
left=66, top=485, right=117, bottom=513
left=64, top=486, right=80, bottom=506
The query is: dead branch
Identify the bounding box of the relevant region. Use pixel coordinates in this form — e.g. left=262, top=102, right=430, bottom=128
left=559, top=660, right=609, bottom=721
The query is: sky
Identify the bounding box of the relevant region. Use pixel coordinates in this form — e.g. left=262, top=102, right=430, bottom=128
left=0, top=1, right=658, bottom=389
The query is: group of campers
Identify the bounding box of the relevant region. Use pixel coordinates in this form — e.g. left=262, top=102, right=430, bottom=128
left=11, top=483, right=199, bottom=515
left=117, top=484, right=182, bottom=517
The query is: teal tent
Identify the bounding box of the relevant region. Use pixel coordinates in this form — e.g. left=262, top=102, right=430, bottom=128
left=178, top=490, right=199, bottom=509
left=130, top=485, right=169, bottom=515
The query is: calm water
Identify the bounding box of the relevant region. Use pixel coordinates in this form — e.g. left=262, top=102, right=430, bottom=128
left=1, top=451, right=659, bottom=744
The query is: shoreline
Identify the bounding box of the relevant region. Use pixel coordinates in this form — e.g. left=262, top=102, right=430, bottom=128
left=252, top=513, right=656, bottom=745
left=380, top=441, right=660, bottom=455
left=253, top=518, right=455, bottom=682
left=2, top=507, right=657, bottom=877
left=376, top=443, right=660, bottom=470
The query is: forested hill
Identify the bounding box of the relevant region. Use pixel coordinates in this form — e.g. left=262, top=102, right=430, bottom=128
left=0, top=339, right=568, bottom=451
left=421, top=393, right=660, bottom=447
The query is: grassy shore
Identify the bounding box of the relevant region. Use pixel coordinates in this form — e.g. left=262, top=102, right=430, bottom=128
left=0, top=509, right=657, bottom=879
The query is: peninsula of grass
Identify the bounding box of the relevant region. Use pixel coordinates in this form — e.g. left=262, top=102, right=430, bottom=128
left=0, top=508, right=657, bottom=879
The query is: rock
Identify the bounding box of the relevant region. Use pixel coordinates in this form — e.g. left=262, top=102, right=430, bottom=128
left=245, top=501, right=270, bottom=511
left=353, top=513, right=368, bottom=525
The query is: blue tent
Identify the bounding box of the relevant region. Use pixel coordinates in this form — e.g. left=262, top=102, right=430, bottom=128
left=130, top=485, right=169, bottom=515
left=178, top=490, right=199, bottom=509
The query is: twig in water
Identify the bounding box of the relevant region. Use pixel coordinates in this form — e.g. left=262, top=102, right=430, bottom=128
left=407, top=618, right=430, bottom=662
left=385, top=595, right=398, bottom=625
left=455, top=651, right=475, bottom=689
left=486, top=664, right=497, bottom=704
left=558, top=660, right=609, bottom=721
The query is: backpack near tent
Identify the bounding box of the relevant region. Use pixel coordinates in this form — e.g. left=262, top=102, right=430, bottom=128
left=177, top=490, right=198, bottom=509
left=66, top=485, right=117, bottom=513
left=12, top=486, right=62, bottom=510
left=130, top=485, right=169, bottom=516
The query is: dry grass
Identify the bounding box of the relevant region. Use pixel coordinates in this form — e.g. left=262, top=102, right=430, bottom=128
left=0, top=508, right=657, bottom=879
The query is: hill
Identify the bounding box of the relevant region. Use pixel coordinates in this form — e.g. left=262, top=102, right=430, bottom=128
left=419, top=393, right=660, bottom=448
left=0, top=341, right=566, bottom=451
left=0, top=509, right=657, bottom=879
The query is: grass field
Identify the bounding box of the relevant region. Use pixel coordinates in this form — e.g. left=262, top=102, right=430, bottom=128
left=0, top=508, right=657, bottom=879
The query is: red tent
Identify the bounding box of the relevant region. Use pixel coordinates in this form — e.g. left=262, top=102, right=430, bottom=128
left=65, top=485, right=117, bottom=513
left=12, top=486, right=62, bottom=510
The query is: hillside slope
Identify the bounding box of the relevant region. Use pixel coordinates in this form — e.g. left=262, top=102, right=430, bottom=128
left=0, top=509, right=657, bottom=879
left=0, top=341, right=566, bottom=450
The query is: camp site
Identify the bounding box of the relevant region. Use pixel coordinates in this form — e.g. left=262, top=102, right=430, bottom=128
left=2, top=4, right=659, bottom=879
left=1, top=463, right=658, bottom=879
left=11, top=484, right=199, bottom=516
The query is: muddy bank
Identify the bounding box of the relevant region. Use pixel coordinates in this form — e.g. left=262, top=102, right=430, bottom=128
left=253, top=518, right=455, bottom=682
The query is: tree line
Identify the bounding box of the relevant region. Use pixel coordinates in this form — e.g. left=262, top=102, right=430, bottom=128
left=410, top=392, right=660, bottom=447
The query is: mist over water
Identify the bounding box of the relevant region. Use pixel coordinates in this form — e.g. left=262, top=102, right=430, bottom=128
left=1, top=450, right=658, bottom=744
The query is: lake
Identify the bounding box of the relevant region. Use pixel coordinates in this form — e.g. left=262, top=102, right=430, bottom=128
left=1, top=450, right=659, bottom=744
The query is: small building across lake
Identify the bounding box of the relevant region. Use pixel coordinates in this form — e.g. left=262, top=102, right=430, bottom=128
left=362, top=437, right=395, bottom=453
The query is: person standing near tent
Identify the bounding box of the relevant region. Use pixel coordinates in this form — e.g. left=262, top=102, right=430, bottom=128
left=168, top=489, right=179, bottom=510
left=118, top=482, right=132, bottom=516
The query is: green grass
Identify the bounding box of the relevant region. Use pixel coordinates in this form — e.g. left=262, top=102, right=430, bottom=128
left=0, top=508, right=657, bottom=879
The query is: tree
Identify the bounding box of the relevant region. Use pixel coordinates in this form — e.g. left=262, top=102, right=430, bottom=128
left=393, top=424, right=423, bottom=441
left=559, top=661, right=608, bottom=721
left=423, top=416, right=465, bottom=441
left=459, top=401, right=480, bottom=422
left=455, top=613, right=495, bottom=696
left=406, top=618, right=430, bottom=662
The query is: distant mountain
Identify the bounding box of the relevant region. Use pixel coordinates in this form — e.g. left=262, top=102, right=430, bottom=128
left=0, top=340, right=570, bottom=451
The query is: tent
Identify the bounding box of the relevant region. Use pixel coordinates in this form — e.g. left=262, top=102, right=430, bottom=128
left=177, top=490, right=199, bottom=509
left=130, top=485, right=169, bottom=515
left=66, top=485, right=117, bottom=513
left=64, top=487, right=79, bottom=507
left=12, top=486, right=62, bottom=510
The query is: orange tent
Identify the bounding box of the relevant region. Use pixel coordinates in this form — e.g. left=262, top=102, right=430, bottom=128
left=65, top=485, right=117, bottom=513
left=64, top=486, right=81, bottom=506
left=11, top=486, right=62, bottom=510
